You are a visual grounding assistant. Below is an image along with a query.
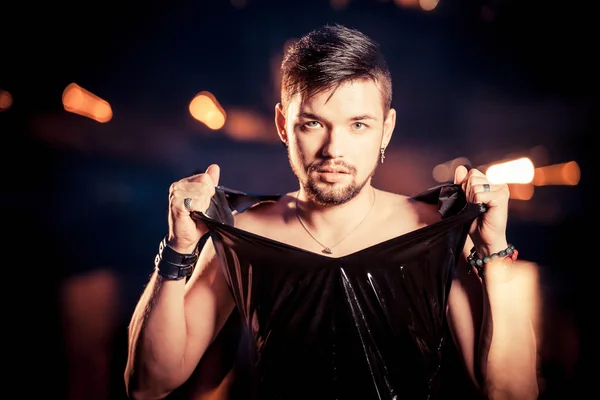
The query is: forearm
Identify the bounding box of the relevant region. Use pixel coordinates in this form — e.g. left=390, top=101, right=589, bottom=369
left=125, top=272, right=188, bottom=398
left=479, top=261, right=539, bottom=400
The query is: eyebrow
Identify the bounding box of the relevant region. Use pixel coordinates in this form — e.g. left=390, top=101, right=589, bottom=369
left=298, top=112, right=377, bottom=122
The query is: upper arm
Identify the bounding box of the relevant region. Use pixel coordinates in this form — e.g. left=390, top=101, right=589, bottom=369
left=447, top=237, right=484, bottom=386
left=180, top=236, right=236, bottom=375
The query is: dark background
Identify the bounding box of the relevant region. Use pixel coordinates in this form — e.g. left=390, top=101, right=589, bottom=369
left=2, top=0, right=594, bottom=398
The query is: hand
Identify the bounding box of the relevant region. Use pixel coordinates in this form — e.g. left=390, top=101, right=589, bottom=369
left=454, top=165, right=509, bottom=256
left=167, top=164, right=220, bottom=253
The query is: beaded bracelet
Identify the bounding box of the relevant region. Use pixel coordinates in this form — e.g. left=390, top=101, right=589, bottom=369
left=467, top=244, right=518, bottom=277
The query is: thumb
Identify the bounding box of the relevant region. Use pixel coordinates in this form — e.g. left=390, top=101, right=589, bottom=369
left=205, top=164, right=221, bottom=187
left=453, top=164, right=468, bottom=185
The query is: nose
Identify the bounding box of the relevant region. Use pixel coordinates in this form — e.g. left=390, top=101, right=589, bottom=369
left=321, top=127, right=345, bottom=158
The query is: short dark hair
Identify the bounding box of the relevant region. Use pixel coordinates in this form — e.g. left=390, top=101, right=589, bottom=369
left=280, top=24, right=392, bottom=114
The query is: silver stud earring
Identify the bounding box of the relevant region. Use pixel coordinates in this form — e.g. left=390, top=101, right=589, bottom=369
left=380, top=147, right=386, bottom=163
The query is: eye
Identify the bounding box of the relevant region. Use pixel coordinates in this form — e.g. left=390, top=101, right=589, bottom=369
left=352, top=122, right=366, bottom=130
left=303, top=121, right=322, bottom=129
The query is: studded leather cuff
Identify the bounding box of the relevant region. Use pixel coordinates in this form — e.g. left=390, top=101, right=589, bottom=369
left=154, top=236, right=199, bottom=280
left=158, top=236, right=199, bottom=264
left=155, top=256, right=194, bottom=280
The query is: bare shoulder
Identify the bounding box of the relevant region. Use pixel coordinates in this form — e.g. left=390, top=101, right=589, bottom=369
left=228, top=188, right=443, bottom=249
left=232, top=193, right=295, bottom=235
left=372, top=189, right=442, bottom=236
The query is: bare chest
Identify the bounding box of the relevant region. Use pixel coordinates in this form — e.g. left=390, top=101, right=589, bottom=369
left=239, top=208, right=439, bottom=258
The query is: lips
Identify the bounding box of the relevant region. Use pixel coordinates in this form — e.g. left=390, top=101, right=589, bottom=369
left=318, top=167, right=349, bottom=174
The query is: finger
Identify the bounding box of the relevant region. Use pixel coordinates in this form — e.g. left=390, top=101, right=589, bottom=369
left=466, top=167, right=486, bottom=179
left=170, top=183, right=215, bottom=212
left=178, top=191, right=210, bottom=213
left=454, top=165, right=469, bottom=186
left=170, top=164, right=220, bottom=213
left=467, top=176, right=499, bottom=198
left=472, top=183, right=508, bottom=206
left=183, top=196, right=194, bottom=212
left=205, top=164, right=220, bottom=187
left=184, top=164, right=220, bottom=186
left=459, top=168, right=486, bottom=199
left=171, top=177, right=213, bottom=195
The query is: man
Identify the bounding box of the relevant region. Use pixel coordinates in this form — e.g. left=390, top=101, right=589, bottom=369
left=125, top=24, right=538, bottom=399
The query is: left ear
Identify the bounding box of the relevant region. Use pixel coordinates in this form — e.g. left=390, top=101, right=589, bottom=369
left=274, top=103, right=288, bottom=146
left=381, top=108, right=396, bottom=149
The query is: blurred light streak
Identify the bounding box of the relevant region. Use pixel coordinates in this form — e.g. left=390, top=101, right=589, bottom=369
left=62, top=83, right=112, bottom=123
left=223, top=108, right=276, bottom=142
left=532, top=161, right=580, bottom=186
left=0, top=89, right=14, bottom=111
left=508, top=183, right=535, bottom=201
left=419, top=0, right=439, bottom=11
left=485, top=157, right=535, bottom=184
left=189, top=91, right=226, bottom=130
left=394, top=0, right=419, bottom=8
left=432, top=156, right=471, bottom=182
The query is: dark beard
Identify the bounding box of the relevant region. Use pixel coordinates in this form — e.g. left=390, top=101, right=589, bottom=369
left=290, top=156, right=377, bottom=206
left=305, top=171, right=365, bottom=205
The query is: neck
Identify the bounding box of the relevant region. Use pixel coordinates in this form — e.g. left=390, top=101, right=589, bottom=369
left=295, top=184, right=376, bottom=228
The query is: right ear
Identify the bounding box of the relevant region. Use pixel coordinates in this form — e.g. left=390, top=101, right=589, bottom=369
left=274, top=103, right=288, bottom=146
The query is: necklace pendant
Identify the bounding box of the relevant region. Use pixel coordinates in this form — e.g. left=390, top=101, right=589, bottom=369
left=322, top=247, right=333, bottom=255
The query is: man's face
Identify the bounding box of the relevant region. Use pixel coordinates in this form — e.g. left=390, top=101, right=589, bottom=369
left=281, top=79, right=394, bottom=206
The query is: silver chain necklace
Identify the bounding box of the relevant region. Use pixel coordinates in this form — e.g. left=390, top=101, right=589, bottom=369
left=295, top=188, right=376, bottom=255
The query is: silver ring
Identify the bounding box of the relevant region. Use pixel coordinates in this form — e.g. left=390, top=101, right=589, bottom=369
left=483, top=183, right=491, bottom=192
left=184, top=198, right=193, bottom=211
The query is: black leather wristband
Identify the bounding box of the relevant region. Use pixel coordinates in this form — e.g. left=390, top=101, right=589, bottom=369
left=158, top=236, right=199, bottom=265
left=154, top=236, right=199, bottom=280
left=155, top=256, right=194, bottom=280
